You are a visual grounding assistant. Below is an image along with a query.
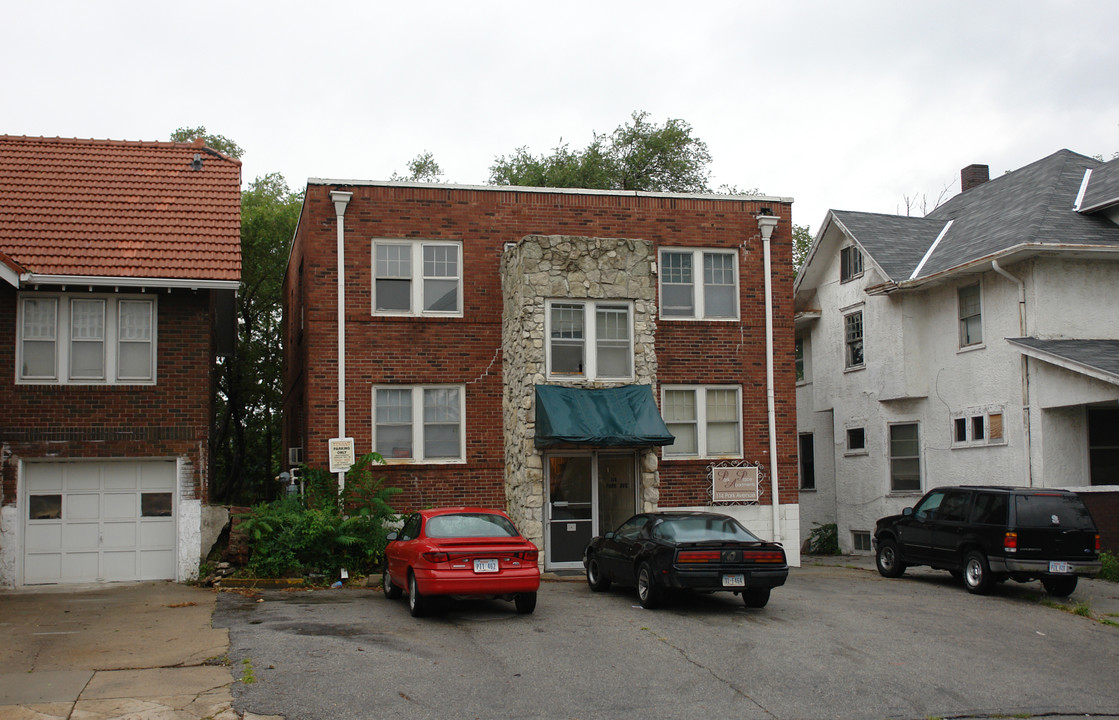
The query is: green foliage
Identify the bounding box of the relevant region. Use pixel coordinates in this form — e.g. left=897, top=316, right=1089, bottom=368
left=238, top=453, right=402, bottom=579
left=807, top=522, right=840, bottom=555
left=391, top=151, right=444, bottom=182
left=169, top=125, right=244, bottom=159
left=489, top=110, right=712, bottom=193
left=792, top=224, right=813, bottom=274
left=1099, top=551, right=1119, bottom=582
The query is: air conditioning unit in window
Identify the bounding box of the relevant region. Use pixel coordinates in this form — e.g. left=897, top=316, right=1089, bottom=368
left=287, top=447, right=303, bottom=466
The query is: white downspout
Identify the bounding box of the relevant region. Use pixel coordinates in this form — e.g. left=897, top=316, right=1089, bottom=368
left=992, top=258, right=1032, bottom=487
left=757, top=214, right=782, bottom=543
left=331, top=191, right=353, bottom=493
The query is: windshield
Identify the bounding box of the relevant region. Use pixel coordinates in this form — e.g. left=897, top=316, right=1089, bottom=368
left=653, top=515, right=760, bottom=543
left=425, top=513, right=520, bottom=539
left=1014, top=494, right=1096, bottom=530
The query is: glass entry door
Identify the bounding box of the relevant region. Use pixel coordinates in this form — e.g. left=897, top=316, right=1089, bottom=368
left=546, top=452, right=637, bottom=569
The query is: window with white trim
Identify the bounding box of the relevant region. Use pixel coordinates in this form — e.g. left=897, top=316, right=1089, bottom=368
left=952, top=408, right=1004, bottom=447
left=889, top=422, right=921, bottom=492
left=658, top=248, right=738, bottom=319
left=546, top=300, right=633, bottom=381
left=846, top=427, right=866, bottom=454
left=661, top=386, right=742, bottom=458
left=844, top=310, right=864, bottom=369
left=373, top=385, right=465, bottom=462
left=958, top=282, right=983, bottom=348
left=17, top=293, right=156, bottom=384
left=372, top=240, right=462, bottom=316
left=840, top=245, right=863, bottom=282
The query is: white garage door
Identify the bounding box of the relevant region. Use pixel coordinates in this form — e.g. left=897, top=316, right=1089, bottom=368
left=24, top=460, right=177, bottom=584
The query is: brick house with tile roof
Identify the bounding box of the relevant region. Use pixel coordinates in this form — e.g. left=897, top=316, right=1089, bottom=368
left=0, top=135, right=241, bottom=586
left=282, top=181, right=802, bottom=570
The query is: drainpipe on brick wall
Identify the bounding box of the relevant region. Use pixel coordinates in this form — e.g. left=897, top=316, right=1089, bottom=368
left=992, top=258, right=1033, bottom=487
left=757, top=213, right=782, bottom=543
left=331, top=191, right=353, bottom=493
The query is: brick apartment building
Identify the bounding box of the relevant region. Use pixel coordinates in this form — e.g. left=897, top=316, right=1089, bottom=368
left=282, top=181, right=800, bottom=569
left=0, top=136, right=240, bottom=586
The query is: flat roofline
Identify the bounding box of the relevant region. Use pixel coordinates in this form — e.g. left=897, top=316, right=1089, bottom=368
left=306, top=178, right=794, bottom=204
left=18, top=274, right=240, bottom=291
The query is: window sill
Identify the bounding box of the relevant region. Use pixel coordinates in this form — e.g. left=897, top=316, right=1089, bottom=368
left=843, top=365, right=866, bottom=374
left=382, top=458, right=467, bottom=466
left=659, top=316, right=741, bottom=323
left=957, top=343, right=986, bottom=354
left=950, top=441, right=1008, bottom=450
left=843, top=450, right=868, bottom=457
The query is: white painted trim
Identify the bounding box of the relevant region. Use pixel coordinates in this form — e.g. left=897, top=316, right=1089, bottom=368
left=1073, top=168, right=1092, bottom=211
left=20, top=274, right=238, bottom=291
left=909, top=220, right=954, bottom=280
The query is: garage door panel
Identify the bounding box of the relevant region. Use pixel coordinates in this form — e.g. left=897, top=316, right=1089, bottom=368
left=102, top=551, right=137, bottom=580
left=28, top=465, right=63, bottom=491
left=63, top=522, right=100, bottom=548
left=140, top=462, right=175, bottom=490
left=103, top=465, right=138, bottom=490
left=67, top=465, right=101, bottom=491
left=68, top=493, right=100, bottom=520
left=140, top=549, right=175, bottom=578
left=103, top=493, right=137, bottom=519
left=139, top=520, right=175, bottom=546
left=25, top=554, right=62, bottom=583
left=102, top=521, right=137, bottom=547
left=63, top=552, right=100, bottom=581
left=26, top=523, right=62, bottom=551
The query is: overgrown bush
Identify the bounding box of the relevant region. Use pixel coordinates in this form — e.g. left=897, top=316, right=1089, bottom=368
left=807, top=522, right=840, bottom=555
left=237, top=453, right=401, bottom=580
left=1100, top=551, right=1119, bottom=582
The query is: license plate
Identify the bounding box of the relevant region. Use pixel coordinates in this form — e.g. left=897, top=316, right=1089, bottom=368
left=722, top=574, right=745, bottom=587
left=474, top=559, right=499, bottom=573
left=1049, top=561, right=1071, bottom=574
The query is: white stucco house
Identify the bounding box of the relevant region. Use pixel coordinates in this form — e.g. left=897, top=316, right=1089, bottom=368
left=794, top=149, right=1119, bottom=553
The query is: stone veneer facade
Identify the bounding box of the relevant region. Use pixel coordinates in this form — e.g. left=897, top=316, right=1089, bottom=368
left=501, top=234, right=662, bottom=549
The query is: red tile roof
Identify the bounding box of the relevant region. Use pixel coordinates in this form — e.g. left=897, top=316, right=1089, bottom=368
left=0, top=135, right=241, bottom=283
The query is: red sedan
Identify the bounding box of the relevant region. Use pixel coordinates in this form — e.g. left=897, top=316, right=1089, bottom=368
left=382, top=507, right=541, bottom=616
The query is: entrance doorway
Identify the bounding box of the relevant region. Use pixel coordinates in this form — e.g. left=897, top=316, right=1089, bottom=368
left=545, top=451, right=637, bottom=569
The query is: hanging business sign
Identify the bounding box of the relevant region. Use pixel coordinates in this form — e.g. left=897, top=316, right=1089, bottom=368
left=711, top=465, right=759, bottom=503
left=328, top=438, right=356, bottom=474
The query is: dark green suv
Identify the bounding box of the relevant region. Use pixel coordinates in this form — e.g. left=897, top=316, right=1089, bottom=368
left=874, top=486, right=1101, bottom=596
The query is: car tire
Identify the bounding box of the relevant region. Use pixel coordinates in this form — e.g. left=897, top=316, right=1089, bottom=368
left=586, top=556, right=611, bottom=592
left=637, top=562, right=662, bottom=609
left=1041, top=575, right=1078, bottom=597
left=875, top=539, right=906, bottom=578
left=408, top=571, right=427, bottom=617
left=962, top=550, right=994, bottom=595
left=514, top=592, right=537, bottom=614
left=743, top=587, right=770, bottom=608
left=382, top=567, right=402, bottom=600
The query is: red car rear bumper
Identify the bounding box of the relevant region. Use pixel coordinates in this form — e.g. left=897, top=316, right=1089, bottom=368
left=413, top=566, right=541, bottom=597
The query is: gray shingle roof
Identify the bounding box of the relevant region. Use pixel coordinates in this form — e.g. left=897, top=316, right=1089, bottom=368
left=829, top=210, right=946, bottom=282
left=1080, top=156, right=1119, bottom=212
left=1007, top=338, right=1119, bottom=384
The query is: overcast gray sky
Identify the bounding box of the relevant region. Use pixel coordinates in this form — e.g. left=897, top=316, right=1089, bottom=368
left=5, top=0, right=1118, bottom=233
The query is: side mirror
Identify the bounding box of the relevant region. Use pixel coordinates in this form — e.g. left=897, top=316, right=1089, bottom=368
left=386, top=532, right=398, bottom=542
left=902, top=507, right=914, bottom=518
left=604, top=531, right=616, bottom=540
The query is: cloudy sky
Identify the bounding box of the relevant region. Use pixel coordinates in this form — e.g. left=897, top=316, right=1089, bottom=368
left=5, top=0, right=1118, bottom=232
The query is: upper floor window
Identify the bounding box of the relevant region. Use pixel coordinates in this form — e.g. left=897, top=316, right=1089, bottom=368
left=18, top=293, right=155, bottom=385
left=846, top=427, right=867, bottom=454
left=958, top=282, right=982, bottom=348
left=795, top=336, right=805, bottom=382
left=844, top=310, right=864, bottom=369
left=952, top=408, right=1005, bottom=448
left=661, top=385, right=742, bottom=459
left=373, top=385, right=465, bottom=463
left=889, top=422, right=921, bottom=493
left=659, top=248, right=738, bottom=320
left=372, top=240, right=462, bottom=316
left=546, top=300, right=633, bottom=381
left=840, top=245, right=863, bottom=283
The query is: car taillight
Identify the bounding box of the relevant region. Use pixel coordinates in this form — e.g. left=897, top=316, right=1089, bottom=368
left=1003, top=532, right=1017, bottom=553
left=743, top=550, right=785, bottom=563
left=1095, top=534, right=1101, bottom=552
left=422, top=552, right=450, bottom=563
left=678, top=550, right=722, bottom=563
left=517, top=549, right=539, bottom=562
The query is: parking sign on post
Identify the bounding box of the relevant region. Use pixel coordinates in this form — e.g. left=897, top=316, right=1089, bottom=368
left=328, top=438, right=355, bottom=474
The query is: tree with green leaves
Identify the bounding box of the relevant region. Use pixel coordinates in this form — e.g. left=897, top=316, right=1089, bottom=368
left=488, top=111, right=712, bottom=193
left=391, top=151, right=444, bottom=183
left=169, top=126, right=244, bottom=159
left=792, top=224, right=813, bottom=274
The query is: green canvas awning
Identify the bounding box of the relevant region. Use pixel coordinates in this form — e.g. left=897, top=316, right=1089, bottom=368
left=534, top=384, right=675, bottom=448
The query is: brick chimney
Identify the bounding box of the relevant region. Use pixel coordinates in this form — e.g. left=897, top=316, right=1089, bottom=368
left=961, top=164, right=990, bottom=192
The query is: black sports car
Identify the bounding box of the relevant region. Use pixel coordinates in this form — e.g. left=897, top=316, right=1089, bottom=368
left=582, top=511, right=788, bottom=609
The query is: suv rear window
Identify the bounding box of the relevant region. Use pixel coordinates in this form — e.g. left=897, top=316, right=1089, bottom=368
left=969, top=493, right=1007, bottom=525
left=1013, top=494, right=1095, bottom=530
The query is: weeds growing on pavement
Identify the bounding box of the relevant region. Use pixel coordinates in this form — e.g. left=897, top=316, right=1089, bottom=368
left=240, top=657, right=256, bottom=685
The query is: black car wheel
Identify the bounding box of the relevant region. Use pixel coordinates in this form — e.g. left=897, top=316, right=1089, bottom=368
left=1041, top=575, right=1078, bottom=597
left=962, top=550, right=994, bottom=595
left=636, top=562, right=662, bottom=609
left=586, top=556, right=611, bottom=592
left=875, top=539, right=906, bottom=578
left=743, top=587, right=770, bottom=608
left=514, top=592, right=537, bottom=614
left=382, top=567, right=402, bottom=599
left=408, top=571, right=427, bottom=617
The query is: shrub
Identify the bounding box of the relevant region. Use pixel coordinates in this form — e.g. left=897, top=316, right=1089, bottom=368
left=1100, top=551, right=1119, bottom=583
left=807, top=522, right=840, bottom=555
left=238, top=453, right=402, bottom=579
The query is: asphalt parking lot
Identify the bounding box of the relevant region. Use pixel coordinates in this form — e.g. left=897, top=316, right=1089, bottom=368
left=214, top=562, right=1119, bottom=720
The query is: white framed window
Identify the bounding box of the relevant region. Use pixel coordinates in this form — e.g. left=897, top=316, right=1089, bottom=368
left=888, top=422, right=921, bottom=493
left=958, top=282, right=983, bottom=348
left=17, top=293, right=156, bottom=385
left=373, top=385, right=465, bottom=463
left=658, top=248, right=739, bottom=320
left=952, top=408, right=1005, bottom=448
left=661, top=385, right=742, bottom=459
left=546, top=300, right=633, bottom=381
left=852, top=531, right=872, bottom=552
left=372, top=239, right=462, bottom=316
left=840, top=245, right=863, bottom=282
left=844, top=310, right=864, bottom=369
left=845, top=427, right=867, bottom=455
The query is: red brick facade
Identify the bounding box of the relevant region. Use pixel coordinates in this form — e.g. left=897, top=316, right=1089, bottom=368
left=284, top=183, right=799, bottom=518
left=0, top=286, right=217, bottom=506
